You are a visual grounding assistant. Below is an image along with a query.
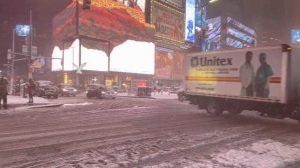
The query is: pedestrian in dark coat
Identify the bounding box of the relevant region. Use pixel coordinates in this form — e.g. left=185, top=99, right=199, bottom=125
left=0, top=75, right=8, bottom=109
left=26, top=79, right=36, bottom=104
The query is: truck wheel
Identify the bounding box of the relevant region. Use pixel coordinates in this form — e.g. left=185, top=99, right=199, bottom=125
left=206, top=99, right=223, bottom=116
left=228, top=103, right=242, bottom=115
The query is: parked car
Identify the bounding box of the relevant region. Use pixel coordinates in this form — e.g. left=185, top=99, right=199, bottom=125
left=58, top=84, right=77, bottom=96
left=35, top=80, right=59, bottom=99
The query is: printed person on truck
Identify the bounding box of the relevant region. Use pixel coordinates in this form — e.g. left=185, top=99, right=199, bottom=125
left=255, top=53, right=274, bottom=98
left=240, top=51, right=255, bottom=96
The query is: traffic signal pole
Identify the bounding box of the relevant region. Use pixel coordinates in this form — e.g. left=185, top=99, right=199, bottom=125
left=9, top=28, right=15, bottom=94
left=28, top=9, right=33, bottom=79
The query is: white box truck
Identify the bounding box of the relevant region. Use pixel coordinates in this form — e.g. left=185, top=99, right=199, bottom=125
left=183, top=44, right=300, bottom=120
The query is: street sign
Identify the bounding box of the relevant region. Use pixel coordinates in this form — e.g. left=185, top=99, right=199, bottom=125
left=22, top=45, right=37, bottom=56
left=7, top=49, right=12, bottom=60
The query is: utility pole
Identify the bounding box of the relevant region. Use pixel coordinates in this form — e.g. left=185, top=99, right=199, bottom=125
left=9, top=28, right=16, bottom=94
left=28, top=9, right=33, bottom=79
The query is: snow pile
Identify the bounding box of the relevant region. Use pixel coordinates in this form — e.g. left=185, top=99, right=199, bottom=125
left=191, top=139, right=300, bottom=168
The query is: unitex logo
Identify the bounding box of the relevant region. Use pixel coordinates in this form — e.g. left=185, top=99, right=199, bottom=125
left=191, top=56, right=233, bottom=67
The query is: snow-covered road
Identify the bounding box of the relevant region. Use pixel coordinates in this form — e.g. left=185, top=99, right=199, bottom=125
left=1, top=96, right=300, bottom=168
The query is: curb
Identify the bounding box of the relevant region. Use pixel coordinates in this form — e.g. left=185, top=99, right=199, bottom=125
left=27, top=103, right=64, bottom=109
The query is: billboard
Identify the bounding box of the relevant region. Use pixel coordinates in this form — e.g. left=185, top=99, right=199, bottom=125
left=173, top=51, right=184, bottom=80
left=51, top=39, right=109, bottom=72
left=110, top=40, right=155, bottom=75
left=206, top=16, right=256, bottom=51
left=16, top=25, right=30, bottom=37
left=115, top=0, right=146, bottom=13
left=185, top=0, right=196, bottom=43
left=195, top=0, right=206, bottom=29
left=156, top=0, right=184, bottom=10
left=184, top=47, right=282, bottom=101
left=291, top=29, right=300, bottom=43
left=155, top=48, right=173, bottom=78
left=151, top=1, right=185, bottom=43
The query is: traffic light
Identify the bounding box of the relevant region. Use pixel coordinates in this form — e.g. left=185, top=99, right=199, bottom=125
left=83, top=0, right=91, bottom=9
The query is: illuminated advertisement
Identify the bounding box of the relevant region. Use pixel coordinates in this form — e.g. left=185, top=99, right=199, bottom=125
left=156, top=0, right=184, bottom=10
left=195, top=0, right=206, bottom=29
left=53, top=0, right=155, bottom=49
left=110, top=40, right=155, bottom=75
left=185, top=0, right=196, bottom=43
left=52, top=39, right=108, bottom=72
left=206, top=16, right=256, bottom=51
left=151, top=1, right=185, bottom=43
left=173, top=51, right=184, bottom=80
left=155, top=48, right=173, bottom=78
left=291, top=29, right=300, bottom=43
left=53, top=2, right=76, bottom=46
left=206, top=17, right=221, bottom=51
left=78, top=0, right=154, bottom=46
left=115, top=0, right=146, bottom=13
left=16, top=25, right=30, bottom=37
left=227, top=17, right=256, bottom=37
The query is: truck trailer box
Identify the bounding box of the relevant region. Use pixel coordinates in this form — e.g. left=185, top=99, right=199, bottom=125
left=183, top=44, right=300, bottom=119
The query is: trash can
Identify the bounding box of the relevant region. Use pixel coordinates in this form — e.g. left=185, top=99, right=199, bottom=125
left=137, top=87, right=151, bottom=97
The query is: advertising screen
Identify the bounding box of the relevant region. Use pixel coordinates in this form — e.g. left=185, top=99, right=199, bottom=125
left=206, top=17, right=222, bottom=51
left=185, top=0, right=196, bottom=43
left=151, top=1, right=185, bottom=43
left=184, top=47, right=283, bottom=101
left=227, top=17, right=256, bottom=37
left=155, top=48, right=173, bottom=78
left=227, top=27, right=256, bottom=44
left=195, top=0, right=206, bottom=29
left=16, top=25, right=30, bottom=37
left=156, top=0, right=184, bottom=10
left=115, top=0, right=146, bottom=13
left=51, top=39, right=109, bottom=72
left=110, top=40, right=155, bottom=75
left=291, top=29, right=300, bottom=43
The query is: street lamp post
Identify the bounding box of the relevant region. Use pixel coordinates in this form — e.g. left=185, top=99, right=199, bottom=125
left=9, top=28, right=16, bottom=94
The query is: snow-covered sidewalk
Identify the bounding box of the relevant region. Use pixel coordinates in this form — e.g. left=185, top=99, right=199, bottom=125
left=4, top=95, right=50, bottom=108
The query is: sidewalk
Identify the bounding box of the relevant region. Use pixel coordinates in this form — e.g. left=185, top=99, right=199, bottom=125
left=3, top=95, right=63, bottom=109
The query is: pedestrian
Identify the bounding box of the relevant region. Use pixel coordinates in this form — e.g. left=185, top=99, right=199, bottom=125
left=0, top=73, right=9, bottom=109
left=26, top=78, right=36, bottom=104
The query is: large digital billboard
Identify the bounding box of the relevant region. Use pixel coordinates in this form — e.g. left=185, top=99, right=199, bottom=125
left=110, top=40, right=155, bottom=75
left=115, top=0, right=146, bottom=13
left=16, top=25, right=30, bottom=37
left=155, top=48, right=173, bottom=78
left=185, top=0, right=196, bottom=43
left=151, top=1, right=185, bottom=43
left=156, top=0, right=184, bottom=10
left=206, top=16, right=256, bottom=51
left=195, top=0, right=206, bottom=29
left=52, top=39, right=108, bottom=72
